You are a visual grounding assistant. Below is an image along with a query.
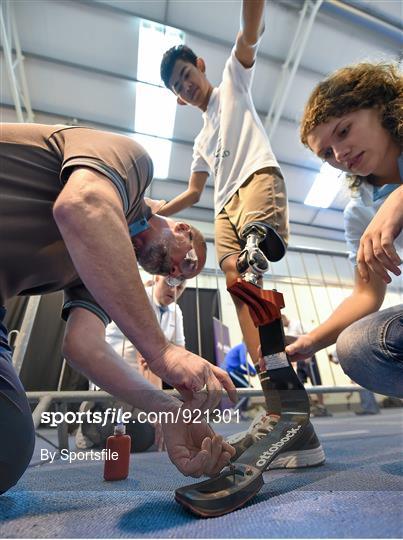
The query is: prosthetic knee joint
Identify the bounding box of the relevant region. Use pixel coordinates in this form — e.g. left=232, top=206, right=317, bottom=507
left=236, top=223, right=270, bottom=284
left=236, top=221, right=286, bottom=284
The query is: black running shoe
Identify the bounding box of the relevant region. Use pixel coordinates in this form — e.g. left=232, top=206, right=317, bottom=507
left=226, top=411, right=325, bottom=469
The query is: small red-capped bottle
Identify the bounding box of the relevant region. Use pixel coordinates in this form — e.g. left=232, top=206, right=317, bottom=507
left=104, top=423, right=131, bottom=481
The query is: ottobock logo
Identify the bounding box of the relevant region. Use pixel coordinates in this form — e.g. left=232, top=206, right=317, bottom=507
left=256, top=425, right=302, bottom=467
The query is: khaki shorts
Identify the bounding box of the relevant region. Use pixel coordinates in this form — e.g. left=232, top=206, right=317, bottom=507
left=215, top=167, right=289, bottom=267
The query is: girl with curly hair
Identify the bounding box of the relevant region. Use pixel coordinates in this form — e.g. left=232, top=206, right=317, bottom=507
left=287, top=61, right=402, bottom=398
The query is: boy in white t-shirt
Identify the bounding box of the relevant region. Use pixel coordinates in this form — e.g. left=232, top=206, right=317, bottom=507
left=159, top=0, right=288, bottom=367
left=159, top=1, right=325, bottom=469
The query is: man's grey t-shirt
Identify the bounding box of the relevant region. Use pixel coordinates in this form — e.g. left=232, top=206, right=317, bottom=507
left=0, top=123, right=153, bottom=324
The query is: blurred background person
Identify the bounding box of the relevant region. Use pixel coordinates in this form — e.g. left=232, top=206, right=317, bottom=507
left=224, top=342, right=257, bottom=418
left=76, top=276, right=187, bottom=451
left=283, top=314, right=332, bottom=417
left=328, top=351, right=380, bottom=415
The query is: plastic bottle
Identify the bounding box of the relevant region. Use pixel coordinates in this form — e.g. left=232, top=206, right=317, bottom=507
left=103, top=423, right=131, bottom=481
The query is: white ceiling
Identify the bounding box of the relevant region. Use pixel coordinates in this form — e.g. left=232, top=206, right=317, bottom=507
left=1, top=0, right=402, bottom=246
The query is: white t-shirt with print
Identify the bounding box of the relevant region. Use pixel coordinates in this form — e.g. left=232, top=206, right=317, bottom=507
left=105, top=286, right=185, bottom=366
left=344, top=156, right=403, bottom=265
left=191, top=48, right=281, bottom=216
left=89, top=288, right=185, bottom=391
left=146, top=286, right=186, bottom=347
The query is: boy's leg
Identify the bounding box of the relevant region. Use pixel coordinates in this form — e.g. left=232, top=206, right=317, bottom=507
left=220, top=254, right=261, bottom=363
left=216, top=167, right=288, bottom=364
left=0, top=307, right=35, bottom=494
left=217, top=171, right=325, bottom=468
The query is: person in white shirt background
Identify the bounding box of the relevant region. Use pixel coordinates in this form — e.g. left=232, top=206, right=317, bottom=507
left=282, top=315, right=332, bottom=417
left=76, top=276, right=187, bottom=451
left=136, top=276, right=186, bottom=390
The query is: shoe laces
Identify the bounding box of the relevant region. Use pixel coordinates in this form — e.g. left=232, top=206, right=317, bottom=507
left=247, top=412, right=280, bottom=441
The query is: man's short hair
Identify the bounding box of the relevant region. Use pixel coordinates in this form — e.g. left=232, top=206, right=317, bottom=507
left=160, top=45, right=198, bottom=90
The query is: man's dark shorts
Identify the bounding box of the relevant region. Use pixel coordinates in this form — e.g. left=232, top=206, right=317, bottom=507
left=0, top=306, right=35, bottom=494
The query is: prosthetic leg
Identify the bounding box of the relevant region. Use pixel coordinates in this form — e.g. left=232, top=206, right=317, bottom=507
left=175, top=223, right=310, bottom=517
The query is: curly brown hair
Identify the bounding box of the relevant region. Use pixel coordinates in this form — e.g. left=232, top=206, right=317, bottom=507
left=300, top=62, right=403, bottom=149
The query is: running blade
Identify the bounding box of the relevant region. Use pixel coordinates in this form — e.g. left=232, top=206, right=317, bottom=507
left=175, top=463, right=263, bottom=518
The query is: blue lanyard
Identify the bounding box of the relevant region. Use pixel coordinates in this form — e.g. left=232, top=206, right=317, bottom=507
left=128, top=218, right=149, bottom=237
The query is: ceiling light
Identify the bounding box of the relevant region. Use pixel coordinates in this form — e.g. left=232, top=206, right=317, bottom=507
left=135, top=20, right=184, bottom=179
left=304, top=163, right=343, bottom=208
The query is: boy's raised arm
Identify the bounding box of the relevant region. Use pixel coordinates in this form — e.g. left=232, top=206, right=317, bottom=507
left=235, top=0, right=266, bottom=68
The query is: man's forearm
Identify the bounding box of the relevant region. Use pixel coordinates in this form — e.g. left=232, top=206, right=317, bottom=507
left=66, top=337, right=180, bottom=415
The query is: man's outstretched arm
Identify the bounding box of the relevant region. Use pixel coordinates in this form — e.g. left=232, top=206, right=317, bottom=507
left=235, top=0, right=266, bottom=68
left=54, top=167, right=236, bottom=407
left=158, top=171, right=209, bottom=217
left=63, top=308, right=235, bottom=478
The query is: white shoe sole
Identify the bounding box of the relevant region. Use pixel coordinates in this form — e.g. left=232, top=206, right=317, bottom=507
left=265, top=445, right=326, bottom=473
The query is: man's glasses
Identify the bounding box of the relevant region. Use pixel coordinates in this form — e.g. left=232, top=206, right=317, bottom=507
left=165, top=232, right=198, bottom=287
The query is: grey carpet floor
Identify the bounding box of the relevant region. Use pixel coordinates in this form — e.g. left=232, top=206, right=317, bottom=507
left=0, top=409, right=402, bottom=538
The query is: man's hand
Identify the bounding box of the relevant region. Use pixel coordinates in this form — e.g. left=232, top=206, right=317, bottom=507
left=163, top=417, right=235, bottom=478
left=357, top=186, right=403, bottom=284
left=285, top=334, right=316, bottom=362
left=150, top=343, right=237, bottom=412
